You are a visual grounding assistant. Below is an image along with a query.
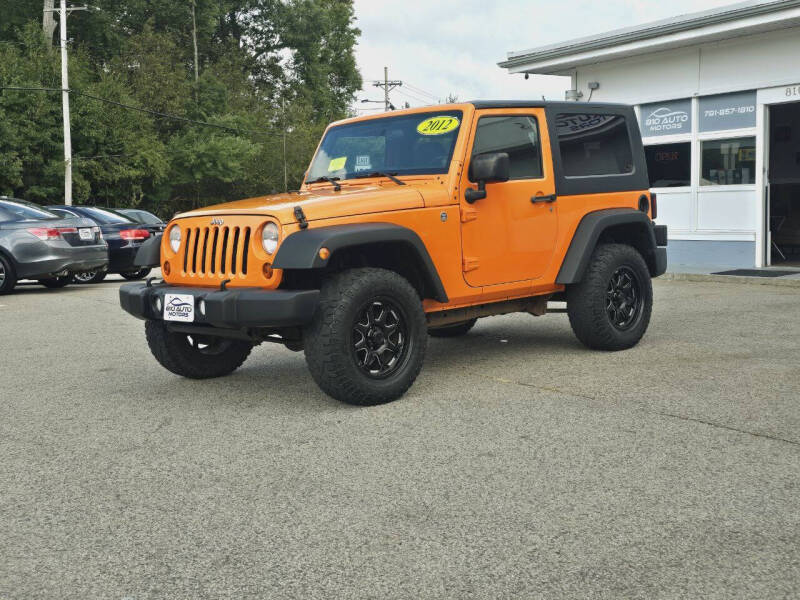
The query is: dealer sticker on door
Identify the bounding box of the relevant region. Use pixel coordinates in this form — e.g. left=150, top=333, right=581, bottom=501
left=163, top=294, right=195, bottom=322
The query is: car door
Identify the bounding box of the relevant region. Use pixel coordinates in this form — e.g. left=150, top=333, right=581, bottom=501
left=459, top=108, right=558, bottom=287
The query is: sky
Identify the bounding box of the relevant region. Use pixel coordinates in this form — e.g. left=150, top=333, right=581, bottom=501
left=351, top=0, right=738, bottom=112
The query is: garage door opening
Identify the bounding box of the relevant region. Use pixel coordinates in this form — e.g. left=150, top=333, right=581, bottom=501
left=769, top=101, right=800, bottom=266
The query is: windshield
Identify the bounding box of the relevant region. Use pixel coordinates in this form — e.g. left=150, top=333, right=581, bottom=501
left=0, top=199, right=59, bottom=221
left=307, top=111, right=463, bottom=182
left=79, top=207, right=133, bottom=225
left=123, top=209, right=162, bottom=224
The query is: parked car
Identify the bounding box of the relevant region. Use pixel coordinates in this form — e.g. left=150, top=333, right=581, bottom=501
left=47, top=205, right=152, bottom=283
left=116, top=208, right=166, bottom=233
left=120, top=101, right=667, bottom=406
left=0, top=197, right=107, bottom=294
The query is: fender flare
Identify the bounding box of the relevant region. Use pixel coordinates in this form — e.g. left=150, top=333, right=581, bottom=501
left=556, top=208, right=657, bottom=284
left=134, top=233, right=163, bottom=267
left=272, top=223, right=448, bottom=303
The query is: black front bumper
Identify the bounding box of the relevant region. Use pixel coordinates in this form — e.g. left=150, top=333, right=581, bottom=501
left=119, top=282, right=320, bottom=329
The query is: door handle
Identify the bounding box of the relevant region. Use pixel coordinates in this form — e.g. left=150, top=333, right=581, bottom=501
left=531, top=194, right=557, bottom=204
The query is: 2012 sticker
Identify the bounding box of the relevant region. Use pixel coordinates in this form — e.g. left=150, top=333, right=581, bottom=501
left=328, top=156, right=347, bottom=171
left=417, top=116, right=460, bottom=136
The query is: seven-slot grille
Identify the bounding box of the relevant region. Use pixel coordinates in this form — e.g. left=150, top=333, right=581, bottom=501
left=182, top=225, right=251, bottom=277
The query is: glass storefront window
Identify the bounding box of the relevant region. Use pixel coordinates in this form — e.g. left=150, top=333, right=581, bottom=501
left=701, top=137, right=756, bottom=186
left=645, top=142, right=691, bottom=187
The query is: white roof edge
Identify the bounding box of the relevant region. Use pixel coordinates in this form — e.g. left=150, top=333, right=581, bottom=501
left=499, top=0, right=800, bottom=70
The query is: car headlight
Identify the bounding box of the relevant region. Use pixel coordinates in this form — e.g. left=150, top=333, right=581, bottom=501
left=262, top=222, right=279, bottom=254
left=169, top=226, right=181, bottom=253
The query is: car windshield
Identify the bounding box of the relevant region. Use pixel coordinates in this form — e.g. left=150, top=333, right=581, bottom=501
left=79, top=207, right=133, bottom=224
left=306, top=111, right=463, bottom=182
left=0, top=199, right=59, bottom=221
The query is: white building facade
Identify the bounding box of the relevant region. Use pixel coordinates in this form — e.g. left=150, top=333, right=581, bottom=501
left=500, top=0, right=800, bottom=268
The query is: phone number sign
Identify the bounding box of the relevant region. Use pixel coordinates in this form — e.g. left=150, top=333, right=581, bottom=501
left=699, top=91, right=756, bottom=132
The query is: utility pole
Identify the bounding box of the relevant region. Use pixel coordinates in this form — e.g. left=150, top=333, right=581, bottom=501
left=43, top=0, right=57, bottom=41
left=190, top=0, right=199, bottom=85
left=45, top=1, right=87, bottom=205
left=282, top=98, right=288, bottom=193
left=372, top=66, right=402, bottom=112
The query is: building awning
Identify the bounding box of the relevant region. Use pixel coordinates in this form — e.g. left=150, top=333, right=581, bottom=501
left=499, top=0, right=800, bottom=75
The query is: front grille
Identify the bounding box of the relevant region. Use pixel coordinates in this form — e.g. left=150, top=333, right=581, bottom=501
left=182, top=225, right=251, bottom=277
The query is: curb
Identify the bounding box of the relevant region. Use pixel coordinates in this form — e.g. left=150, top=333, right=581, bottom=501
left=660, top=271, right=800, bottom=288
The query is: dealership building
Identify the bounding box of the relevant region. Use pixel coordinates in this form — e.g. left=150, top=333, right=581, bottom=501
left=500, top=0, right=800, bottom=268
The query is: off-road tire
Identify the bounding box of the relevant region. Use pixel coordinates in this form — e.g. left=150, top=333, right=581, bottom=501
left=39, top=276, right=71, bottom=289
left=121, top=268, right=152, bottom=280
left=145, top=320, right=253, bottom=379
left=0, top=254, right=17, bottom=295
left=72, top=270, right=107, bottom=284
left=303, top=267, right=427, bottom=406
left=566, top=243, right=652, bottom=351
left=428, top=318, right=478, bottom=338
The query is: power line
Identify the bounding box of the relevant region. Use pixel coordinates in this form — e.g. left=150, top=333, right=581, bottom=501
left=396, top=88, right=432, bottom=106
left=0, top=86, right=278, bottom=136
left=403, top=82, right=439, bottom=101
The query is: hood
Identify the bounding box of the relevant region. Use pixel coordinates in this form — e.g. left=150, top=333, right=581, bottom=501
left=176, top=183, right=427, bottom=225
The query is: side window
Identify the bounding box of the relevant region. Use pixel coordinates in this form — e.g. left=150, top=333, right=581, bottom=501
left=471, top=115, right=542, bottom=180
left=555, top=113, right=634, bottom=177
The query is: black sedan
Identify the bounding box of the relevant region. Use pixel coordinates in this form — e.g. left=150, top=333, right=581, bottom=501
left=0, top=197, right=108, bottom=294
left=48, top=205, right=153, bottom=283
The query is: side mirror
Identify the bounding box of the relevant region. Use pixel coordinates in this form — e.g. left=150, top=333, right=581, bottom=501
left=466, top=152, right=510, bottom=203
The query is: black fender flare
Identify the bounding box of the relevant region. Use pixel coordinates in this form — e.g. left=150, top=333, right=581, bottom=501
left=134, top=233, right=162, bottom=267
left=556, top=209, right=658, bottom=284
left=272, top=223, right=448, bottom=303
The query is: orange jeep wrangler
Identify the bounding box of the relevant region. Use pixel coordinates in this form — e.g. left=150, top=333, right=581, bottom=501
left=121, top=102, right=667, bottom=405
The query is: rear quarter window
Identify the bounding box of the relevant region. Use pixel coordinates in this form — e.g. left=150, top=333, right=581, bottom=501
left=555, top=113, right=634, bottom=177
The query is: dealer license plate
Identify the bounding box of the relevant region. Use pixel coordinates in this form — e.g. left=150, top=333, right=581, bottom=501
left=163, top=293, right=195, bottom=322
left=78, top=228, right=93, bottom=241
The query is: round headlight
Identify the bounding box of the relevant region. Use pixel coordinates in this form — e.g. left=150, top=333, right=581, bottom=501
left=169, top=226, right=181, bottom=253
left=262, top=222, right=279, bottom=254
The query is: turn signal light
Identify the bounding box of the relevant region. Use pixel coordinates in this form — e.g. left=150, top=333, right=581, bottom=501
left=319, top=247, right=330, bottom=260
left=163, top=261, right=171, bottom=276
left=120, top=229, right=151, bottom=240
left=651, top=192, right=658, bottom=220
left=262, top=262, right=274, bottom=278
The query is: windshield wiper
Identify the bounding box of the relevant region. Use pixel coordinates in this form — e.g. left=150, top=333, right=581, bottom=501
left=306, top=176, right=341, bottom=191
left=354, top=171, right=406, bottom=186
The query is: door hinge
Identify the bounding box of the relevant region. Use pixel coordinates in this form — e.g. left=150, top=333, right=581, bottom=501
left=460, top=207, right=478, bottom=223
left=462, top=257, right=480, bottom=272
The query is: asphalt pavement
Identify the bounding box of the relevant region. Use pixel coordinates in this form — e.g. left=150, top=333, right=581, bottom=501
left=1, top=276, right=799, bottom=599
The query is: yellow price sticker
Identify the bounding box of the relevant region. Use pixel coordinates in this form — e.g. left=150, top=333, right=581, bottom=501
left=328, top=156, right=347, bottom=171
left=417, top=116, right=460, bottom=136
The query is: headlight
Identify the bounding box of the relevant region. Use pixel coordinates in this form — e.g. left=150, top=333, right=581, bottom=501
left=169, top=226, right=181, bottom=253
left=262, top=222, right=279, bottom=254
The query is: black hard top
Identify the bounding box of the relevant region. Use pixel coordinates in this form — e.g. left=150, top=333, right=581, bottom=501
left=467, top=100, right=632, bottom=110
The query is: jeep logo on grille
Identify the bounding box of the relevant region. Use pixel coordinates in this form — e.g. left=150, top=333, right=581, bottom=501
left=210, top=217, right=224, bottom=226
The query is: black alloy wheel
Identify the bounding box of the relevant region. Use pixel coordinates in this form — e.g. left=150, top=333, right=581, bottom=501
left=144, top=320, right=252, bottom=379
left=566, top=243, right=653, bottom=351
left=352, top=298, right=409, bottom=379
left=303, top=267, right=427, bottom=405
left=0, top=254, right=17, bottom=294
left=605, top=266, right=643, bottom=331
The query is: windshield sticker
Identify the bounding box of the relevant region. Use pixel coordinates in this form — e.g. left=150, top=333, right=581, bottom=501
left=417, top=116, right=460, bottom=136
left=354, top=155, right=372, bottom=172
left=328, top=156, right=347, bottom=171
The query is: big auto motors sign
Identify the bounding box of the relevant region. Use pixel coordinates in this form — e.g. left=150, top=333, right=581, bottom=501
left=640, top=99, right=692, bottom=137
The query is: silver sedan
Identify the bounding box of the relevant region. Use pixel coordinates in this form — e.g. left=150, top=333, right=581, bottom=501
left=0, top=197, right=109, bottom=294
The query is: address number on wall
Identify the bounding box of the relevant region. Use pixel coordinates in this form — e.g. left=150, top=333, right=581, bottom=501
left=785, top=85, right=800, bottom=98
